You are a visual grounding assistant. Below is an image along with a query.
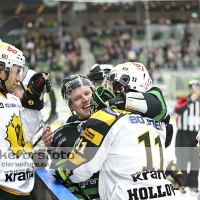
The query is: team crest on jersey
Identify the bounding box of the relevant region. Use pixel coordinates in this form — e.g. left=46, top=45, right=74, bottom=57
left=6, top=114, right=26, bottom=157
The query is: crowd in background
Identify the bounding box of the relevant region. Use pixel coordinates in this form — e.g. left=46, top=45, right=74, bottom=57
left=4, top=18, right=200, bottom=85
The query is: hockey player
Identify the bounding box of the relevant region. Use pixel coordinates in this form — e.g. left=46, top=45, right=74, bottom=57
left=42, top=63, right=181, bottom=199
left=87, top=63, right=113, bottom=89
left=13, top=69, right=44, bottom=143
left=0, top=40, right=50, bottom=199
left=87, top=63, right=167, bottom=122
left=43, top=74, right=101, bottom=199
left=56, top=62, right=177, bottom=200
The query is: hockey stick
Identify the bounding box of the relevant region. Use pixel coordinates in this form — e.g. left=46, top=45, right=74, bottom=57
left=0, top=16, right=21, bottom=39
left=32, top=89, right=58, bottom=147
left=19, top=80, right=58, bottom=147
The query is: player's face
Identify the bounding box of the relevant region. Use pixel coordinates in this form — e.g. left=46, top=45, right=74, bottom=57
left=70, top=86, right=92, bottom=119
left=13, top=83, right=24, bottom=99
left=0, top=65, right=22, bottom=93
left=93, top=80, right=102, bottom=88
left=189, top=85, right=200, bottom=95
left=112, top=82, right=124, bottom=96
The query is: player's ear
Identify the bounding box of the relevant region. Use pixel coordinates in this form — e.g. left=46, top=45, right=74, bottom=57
left=70, top=105, right=74, bottom=111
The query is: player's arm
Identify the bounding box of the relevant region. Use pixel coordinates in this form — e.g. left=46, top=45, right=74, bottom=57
left=108, top=87, right=166, bottom=121
left=56, top=109, right=119, bottom=183
left=174, top=96, right=190, bottom=115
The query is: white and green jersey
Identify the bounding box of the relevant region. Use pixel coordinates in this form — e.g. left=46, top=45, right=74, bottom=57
left=0, top=92, right=34, bottom=195
left=67, top=108, right=176, bottom=200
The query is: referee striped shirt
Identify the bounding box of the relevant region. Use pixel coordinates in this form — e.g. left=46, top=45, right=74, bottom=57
left=175, top=96, right=200, bottom=132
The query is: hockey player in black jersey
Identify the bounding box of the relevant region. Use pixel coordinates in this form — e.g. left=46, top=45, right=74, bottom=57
left=57, top=63, right=183, bottom=199
left=43, top=62, right=182, bottom=199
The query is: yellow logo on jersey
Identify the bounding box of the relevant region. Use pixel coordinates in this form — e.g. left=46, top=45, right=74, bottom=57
left=6, top=114, right=26, bottom=157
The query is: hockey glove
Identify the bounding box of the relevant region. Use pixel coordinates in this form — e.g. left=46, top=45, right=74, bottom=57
left=55, top=159, right=70, bottom=185
left=165, top=160, right=184, bottom=190
left=90, top=86, right=116, bottom=114
left=21, top=72, right=51, bottom=110
left=55, top=159, right=87, bottom=199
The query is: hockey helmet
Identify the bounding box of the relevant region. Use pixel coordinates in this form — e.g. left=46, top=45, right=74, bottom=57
left=87, top=63, right=113, bottom=81
left=61, top=74, right=94, bottom=105
left=109, top=62, right=152, bottom=93
left=0, top=40, right=28, bottom=81
left=188, top=80, right=200, bottom=89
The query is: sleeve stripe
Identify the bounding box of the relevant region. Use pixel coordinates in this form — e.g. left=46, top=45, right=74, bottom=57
left=68, top=150, right=86, bottom=165
left=90, top=110, right=117, bottom=126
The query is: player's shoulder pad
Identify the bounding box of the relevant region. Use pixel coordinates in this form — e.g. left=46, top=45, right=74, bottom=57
left=86, top=108, right=127, bottom=128
left=147, top=86, right=162, bottom=94
left=54, top=121, right=78, bottom=134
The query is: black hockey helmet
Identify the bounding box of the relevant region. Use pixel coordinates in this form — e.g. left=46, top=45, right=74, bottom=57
left=61, top=74, right=94, bottom=106
left=87, top=63, right=113, bottom=81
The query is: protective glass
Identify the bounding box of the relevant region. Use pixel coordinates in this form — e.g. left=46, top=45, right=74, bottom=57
left=11, top=65, right=28, bottom=80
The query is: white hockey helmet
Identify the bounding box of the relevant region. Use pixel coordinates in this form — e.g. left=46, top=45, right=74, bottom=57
left=23, top=69, right=36, bottom=87
left=87, top=63, right=113, bottom=81
left=188, top=79, right=200, bottom=89
left=109, top=62, right=152, bottom=93
left=0, top=40, right=28, bottom=80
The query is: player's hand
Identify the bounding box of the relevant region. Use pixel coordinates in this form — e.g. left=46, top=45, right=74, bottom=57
left=21, top=72, right=51, bottom=110
left=165, top=160, right=184, bottom=190
left=42, top=125, right=53, bottom=147
left=90, top=86, right=116, bottom=114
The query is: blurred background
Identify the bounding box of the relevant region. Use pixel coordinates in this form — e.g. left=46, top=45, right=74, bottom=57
left=1, top=1, right=200, bottom=199
left=1, top=0, right=200, bottom=106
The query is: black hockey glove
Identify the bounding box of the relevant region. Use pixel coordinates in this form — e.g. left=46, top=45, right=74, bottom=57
left=165, top=160, right=184, bottom=189
left=21, top=72, right=51, bottom=110
left=108, top=92, right=126, bottom=110
left=90, top=86, right=116, bottom=115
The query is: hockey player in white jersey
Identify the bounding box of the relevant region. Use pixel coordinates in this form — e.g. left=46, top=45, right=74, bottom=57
left=0, top=41, right=34, bottom=199
left=56, top=62, right=177, bottom=200
left=0, top=40, right=51, bottom=199
left=13, top=69, right=43, bottom=143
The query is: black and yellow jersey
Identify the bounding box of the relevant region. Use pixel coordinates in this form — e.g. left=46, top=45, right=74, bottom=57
left=66, top=108, right=130, bottom=169
left=67, top=108, right=168, bottom=200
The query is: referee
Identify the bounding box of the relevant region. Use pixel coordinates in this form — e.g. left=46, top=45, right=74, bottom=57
left=175, top=80, right=200, bottom=194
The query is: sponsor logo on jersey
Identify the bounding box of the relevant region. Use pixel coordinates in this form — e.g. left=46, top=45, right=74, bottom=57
left=57, top=137, right=66, bottom=147
left=79, top=177, right=99, bottom=189
left=0, top=102, right=4, bottom=108
left=4, top=168, right=34, bottom=182
left=85, top=129, right=95, bottom=139
left=5, top=114, right=26, bottom=157
left=105, top=108, right=119, bottom=116
left=130, top=170, right=166, bottom=182
left=4, top=103, right=16, bottom=108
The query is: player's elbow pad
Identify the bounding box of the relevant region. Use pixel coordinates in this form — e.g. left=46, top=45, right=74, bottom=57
left=124, top=92, right=148, bottom=113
